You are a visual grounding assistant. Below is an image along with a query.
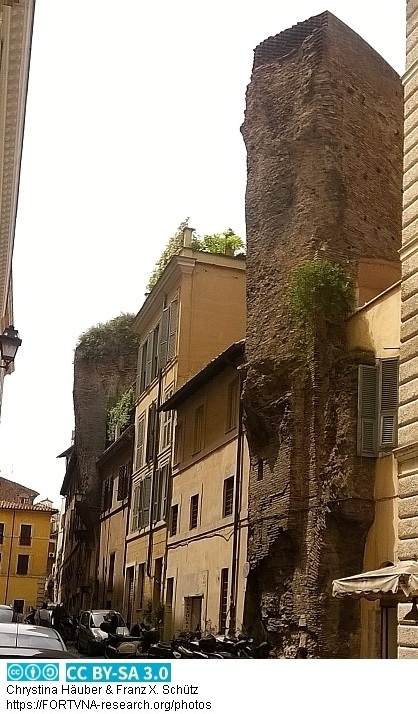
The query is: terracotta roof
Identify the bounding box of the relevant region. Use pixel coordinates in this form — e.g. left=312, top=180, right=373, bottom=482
left=0, top=501, right=57, bottom=513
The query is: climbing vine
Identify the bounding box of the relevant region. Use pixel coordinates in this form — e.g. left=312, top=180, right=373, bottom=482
left=287, top=260, right=354, bottom=360
left=107, top=386, right=135, bottom=441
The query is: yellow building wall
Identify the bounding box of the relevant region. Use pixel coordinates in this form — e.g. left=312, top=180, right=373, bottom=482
left=177, top=260, right=246, bottom=385
left=347, top=284, right=400, bottom=658
left=166, top=364, right=249, bottom=637
left=98, top=508, right=127, bottom=613
left=0, top=507, right=53, bottom=612
left=125, top=525, right=167, bottom=625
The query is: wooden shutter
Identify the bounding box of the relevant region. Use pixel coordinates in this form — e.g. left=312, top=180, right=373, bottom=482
left=146, top=402, right=157, bottom=463
left=379, top=358, right=399, bottom=448
left=193, top=405, right=204, bottom=454
left=139, top=342, right=148, bottom=394
left=142, top=475, right=151, bottom=528
left=358, top=364, right=378, bottom=457
left=160, top=464, right=169, bottom=521
left=131, top=485, right=140, bottom=531
left=145, top=335, right=153, bottom=388
left=167, top=299, right=178, bottom=361
left=152, top=468, right=161, bottom=523
left=151, top=323, right=160, bottom=380
left=136, top=414, right=145, bottom=469
left=117, top=463, right=129, bottom=500
left=159, top=307, right=170, bottom=369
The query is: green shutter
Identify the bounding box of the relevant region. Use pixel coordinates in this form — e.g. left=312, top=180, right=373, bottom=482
left=158, top=307, right=170, bottom=369
left=167, top=299, right=178, bottom=361
left=379, top=358, right=399, bottom=448
left=358, top=364, right=378, bottom=457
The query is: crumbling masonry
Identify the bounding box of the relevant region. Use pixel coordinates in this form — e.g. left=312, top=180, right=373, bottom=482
left=241, top=12, right=403, bottom=657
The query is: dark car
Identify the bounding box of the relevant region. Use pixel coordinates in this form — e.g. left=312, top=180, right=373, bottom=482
left=75, top=610, right=129, bottom=655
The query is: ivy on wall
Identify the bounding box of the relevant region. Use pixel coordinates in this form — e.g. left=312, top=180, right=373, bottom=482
left=107, top=386, right=135, bottom=441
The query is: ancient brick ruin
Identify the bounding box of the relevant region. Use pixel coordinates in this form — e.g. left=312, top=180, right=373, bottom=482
left=241, top=12, right=403, bottom=657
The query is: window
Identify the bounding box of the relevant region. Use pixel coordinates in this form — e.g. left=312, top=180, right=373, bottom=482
left=153, top=557, right=163, bottom=607
left=138, top=475, right=152, bottom=530
left=13, top=599, right=24, bottom=615
left=146, top=402, right=158, bottom=463
left=189, top=494, right=199, bottom=530
left=108, top=553, right=115, bottom=592
left=193, top=405, right=204, bottom=455
left=0, top=523, right=4, bottom=545
left=117, top=463, right=130, bottom=501
left=166, top=577, right=174, bottom=610
left=19, top=525, right=32, bottom=546
left=226, top=377, right=240, bottom=431
left=136, top=413, right=146, bottom=469
left=139, top=338, right=149, bottom=394
left=152, top=464, right=169, bottom=524
left=102, top=478, right=113, bottom=511
left=159, top=299, right=179, bottom=369
left=131, top=484, right=140, bottom=532
left=170, top=504, right=179, bottom=536
left=219, top=568, right=229, bottom=634
left=358, top=358, right=399, bottom=456
left=137, top=563, right=145, bottom=610
left=257, top=459, right=264, bottom=481
left=222, top=477, right=234, bottom=517
left=151, top=323, right=160, bottom=381
left=173, top=422, right=184, bottom=466
left=161, top=388, right=173, bottom=450
left=16, top=554, right=29, bottom=575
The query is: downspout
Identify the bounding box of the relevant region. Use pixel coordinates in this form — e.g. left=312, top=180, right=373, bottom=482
left=146, top=369, right=163, bottom=578
left=228, top=379, right=244, bottom=637
left=122, top=430, right=135, bottom=619
left=5, top=507, right=16, bottom=605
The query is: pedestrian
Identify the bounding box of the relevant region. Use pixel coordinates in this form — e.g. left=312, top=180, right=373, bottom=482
left=35, top=602, right=52, bottom=627
left=52, top=604, right=63, bottom=630
left=25, top=607, right=36, bottom=625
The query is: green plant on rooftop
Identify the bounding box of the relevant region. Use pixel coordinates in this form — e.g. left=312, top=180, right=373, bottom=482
left=76, top=313, right=139, bottom=360
left=146, top=220, right=245, bottom=291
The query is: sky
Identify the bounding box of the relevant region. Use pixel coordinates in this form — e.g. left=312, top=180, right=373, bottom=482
left=0, top=0, right=406, bottom=508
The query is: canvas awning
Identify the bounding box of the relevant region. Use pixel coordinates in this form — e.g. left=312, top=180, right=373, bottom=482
left=332, top=560, right=418, bottom=600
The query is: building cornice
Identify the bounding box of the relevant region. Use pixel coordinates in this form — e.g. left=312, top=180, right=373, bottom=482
left=0, top=0, right=35, bottom=320
left=393, top=440, right=418, bottom=463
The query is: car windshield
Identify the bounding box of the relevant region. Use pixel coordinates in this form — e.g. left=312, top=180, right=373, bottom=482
left=91, top=613, right=125, bottom=628
left=1, top=634, right=63, bottom=650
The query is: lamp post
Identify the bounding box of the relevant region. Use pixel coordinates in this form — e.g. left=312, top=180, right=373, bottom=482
left=0, top=325, right=22, bottom=370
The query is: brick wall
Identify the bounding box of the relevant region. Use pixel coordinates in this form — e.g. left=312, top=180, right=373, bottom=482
left=242, top=12, right=403, bottom=657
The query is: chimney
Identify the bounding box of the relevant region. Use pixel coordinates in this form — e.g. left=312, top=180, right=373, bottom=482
left=183, top=226, right=195, bottom=248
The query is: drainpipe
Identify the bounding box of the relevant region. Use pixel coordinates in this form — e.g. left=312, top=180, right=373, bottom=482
left=146, top=369, right=163, bottom=579
left=228, top=379, right=244, bottom=637
left=122, top=429, right=135, bottom=619
left=5, top=507, right=16, bottom=606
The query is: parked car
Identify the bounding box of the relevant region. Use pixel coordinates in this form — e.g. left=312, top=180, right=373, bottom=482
left=0, top=623, right=67, bottom=654
left=75, top=610, right=129, bottom=655
left=0, top=605, right=14, bottom=623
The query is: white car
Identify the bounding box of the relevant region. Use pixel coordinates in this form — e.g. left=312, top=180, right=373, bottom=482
left=0, top=623, right=67, bottom=651
left=0, top=605, right=14, bottom=623
left=76, top=610, right=129, bottom=655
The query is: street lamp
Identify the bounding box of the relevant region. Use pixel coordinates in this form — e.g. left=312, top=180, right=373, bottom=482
left=0, top=325, right=22, bottom=370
